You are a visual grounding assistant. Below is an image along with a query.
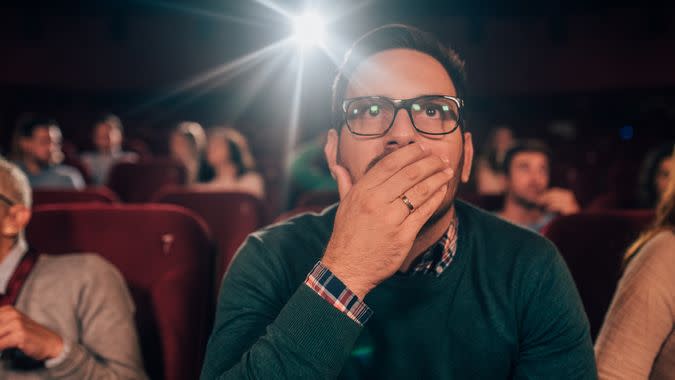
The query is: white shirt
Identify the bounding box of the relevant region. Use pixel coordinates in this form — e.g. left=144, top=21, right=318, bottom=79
left=0, top=237, right=27, bottom=295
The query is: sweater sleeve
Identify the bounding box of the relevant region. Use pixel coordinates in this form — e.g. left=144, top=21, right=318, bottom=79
left=594, top=232, right=675, bottom=380
left=200, top=236, right=364, bottom=380
left=46, top=256, right=148, bottom=380
left=513, top=240, right=598, bottom=380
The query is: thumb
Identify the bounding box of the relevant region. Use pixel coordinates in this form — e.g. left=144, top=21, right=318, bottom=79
left=331, top=163, right=353, bottom=199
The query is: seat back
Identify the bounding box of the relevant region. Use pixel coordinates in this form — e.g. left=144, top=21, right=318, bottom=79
left=152, top=188, right=264, bottom=283
left=542, top=210, right=655, bottom=340
left=26, top=204, right=214, bottom=380
left=32, top=187, right=119, bottom=206
left=107, top=159, right=186, bottom=202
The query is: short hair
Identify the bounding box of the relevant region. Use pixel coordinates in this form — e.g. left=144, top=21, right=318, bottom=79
left=94, top=113, right=123, bottom=132
left=331, top=24, right=467, bottom=129
left=503, top=140, right=553, bottom=176
left=15, top=116, right=59, bottom=138
left=0, top=157, right=32, bottom=207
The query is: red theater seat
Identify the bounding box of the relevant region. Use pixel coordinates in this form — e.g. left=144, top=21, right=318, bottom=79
left=542, top=210, right=655, bottom=340
left=152, top=188, right=264, bottom=282
left=26, top=204, right=214, bottom=380
left=32, top=187, right=119, bottom=206
left=107, top=159, right=186, bottom=203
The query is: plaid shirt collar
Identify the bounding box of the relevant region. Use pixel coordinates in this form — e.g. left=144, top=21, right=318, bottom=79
left=407, top=216, right=459, bottom=277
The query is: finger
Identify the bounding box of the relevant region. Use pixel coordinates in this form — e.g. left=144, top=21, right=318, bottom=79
left=403, top=184, right=449, bottom=231
left=331, top=163, right=353, bottom=199
left=0, top=333, right=19, bottom=351
left=378, top=155, right=451, bottom=202
left=390, top=169, right=454, bottom=221
left=360, top=143, right=431, bottom=189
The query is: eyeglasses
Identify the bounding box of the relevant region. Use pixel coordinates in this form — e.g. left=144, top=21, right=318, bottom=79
left=0, top=194, right=15, bottom=206
left=341, top=95, right=464, bottom=137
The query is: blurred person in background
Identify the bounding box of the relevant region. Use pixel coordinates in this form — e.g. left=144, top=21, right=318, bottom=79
left=474, top=126, right=514, bottom=195
left=497, top=139, right=580, bottom=232
left=637, top=141, right=674, bottom=209
left=0, top=158, right=147, bottom=379
left=169, top=121, right=214, bottom=185
left=287, top=132, right=338, bottom=208
left=196, top=127, right=264, bottom=199
left=11, top=117, right=84, bottom=190
left=595, top=145, right=675, bottom=379
left=81, top=114, right=137, bottom=185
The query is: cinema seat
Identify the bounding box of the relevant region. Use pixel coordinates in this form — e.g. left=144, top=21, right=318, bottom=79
left=107, top=159, right=186, bottom=203
left=542, top=210, right=655, bottom=340
left=32, top=187, right=119, bottom=206
left=26, top=204, right=214, bottom=380
left=152, top=188, right=264, bottom=282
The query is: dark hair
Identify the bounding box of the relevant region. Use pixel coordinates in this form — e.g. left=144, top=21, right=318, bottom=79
left=208, top=127, right=256, bottom=177
left=331, top=24, right=467, bottom=129
left=93, top=113, right=123, bottom=132
left=503, top=140, right=553, bottom=176
left=637, top=142, right=675, bottom=208
left=15, top=116, right=58, bottom=138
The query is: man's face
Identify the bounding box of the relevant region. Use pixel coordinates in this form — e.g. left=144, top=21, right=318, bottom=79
left=328, top=49, right=473, bottom=219
left=506, top=152, right=550, bottom=207
left=93, top=122, right=122, bottom=153
left=24, top=126, right=63, bottom=166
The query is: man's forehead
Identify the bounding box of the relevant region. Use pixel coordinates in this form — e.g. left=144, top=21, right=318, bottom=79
left=514, top=151, right=549, bottom=165
left=345, top=48, right=456, bottom=99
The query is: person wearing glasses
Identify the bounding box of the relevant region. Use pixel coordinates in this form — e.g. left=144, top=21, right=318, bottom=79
left=496, top=140, right=580, bottom=232
left=0, top=158, right=148, bottom=379
left=201, top=24, right=596, bottom=379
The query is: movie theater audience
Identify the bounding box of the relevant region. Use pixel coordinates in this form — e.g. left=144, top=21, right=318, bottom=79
left=595, top=146, right=675, bottom=380
left=0, top=158, right=147, bottom=379
left=196, top=127, right=264, bottom=199
left=497, top=139, right=580, bottom=231
left=474, top=126, right=514, bottom=195
left=11, top=118, right=85, bottom=190
left=81, top=114, right=137, bottom=185
left=169, top=121, right=214, bottom=185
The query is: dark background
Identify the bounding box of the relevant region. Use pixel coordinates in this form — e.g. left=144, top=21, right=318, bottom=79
left=2, top=0, right=675, bottom=208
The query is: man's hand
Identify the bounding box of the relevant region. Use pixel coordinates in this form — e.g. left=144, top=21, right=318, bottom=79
left=323, top=143, right=454, bottom=299
left=0, top=306, right=64, bottom=361
left=537, top=188, right=580, bottom=216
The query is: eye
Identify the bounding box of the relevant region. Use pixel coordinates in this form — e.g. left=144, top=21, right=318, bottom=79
left=425, top=107, right=437, bottom=117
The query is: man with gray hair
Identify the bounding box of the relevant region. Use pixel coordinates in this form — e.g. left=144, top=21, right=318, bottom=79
left=0, top=158, right=147, bottom=379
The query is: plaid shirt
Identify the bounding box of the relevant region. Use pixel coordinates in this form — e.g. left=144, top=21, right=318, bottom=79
left=304, top=217, right=459, bottom=326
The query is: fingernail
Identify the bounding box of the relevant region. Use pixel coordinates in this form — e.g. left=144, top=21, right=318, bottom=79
left=418, top=143, right=427, bottom=152
left=441, top=156, right=450, bottom=165
left=444, top=167, right=454, bottom=176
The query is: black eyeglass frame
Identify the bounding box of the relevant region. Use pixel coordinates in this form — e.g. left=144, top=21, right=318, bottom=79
left=0, top=194, right=16, bottom=206
left=340, top=95, right=465, bottom=137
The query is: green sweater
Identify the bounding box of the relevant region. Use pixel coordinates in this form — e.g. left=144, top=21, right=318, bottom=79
left=201, top=200, right=597, bottom=379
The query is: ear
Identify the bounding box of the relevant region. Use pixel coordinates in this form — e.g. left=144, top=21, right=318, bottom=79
left=324, top=129, right=340, bottom=179
left=1, top=205, right=31, bottom=237
left=460, top=132, right=474, bottom=183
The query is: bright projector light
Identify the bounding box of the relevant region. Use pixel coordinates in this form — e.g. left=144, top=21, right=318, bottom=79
left=292, top=11, right=325, bottom=47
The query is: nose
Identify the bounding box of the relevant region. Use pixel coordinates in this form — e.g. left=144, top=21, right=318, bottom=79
left=385, top=109, right=418, bottom=148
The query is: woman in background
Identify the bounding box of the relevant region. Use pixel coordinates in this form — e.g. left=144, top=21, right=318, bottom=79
left=475, top=126, right=515, bottom=195
left=595, top=146, right=675, bottom=379
left=196, top=127, right=264, bottom=199
left=169, top=121, right=213, bottom=185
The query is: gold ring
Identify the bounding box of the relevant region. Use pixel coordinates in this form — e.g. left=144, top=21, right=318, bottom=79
left=400, top=194, right=415, bottom=214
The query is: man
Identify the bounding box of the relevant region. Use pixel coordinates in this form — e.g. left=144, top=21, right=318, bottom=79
left=201, top=25, right=596, bottom=379
left=13, top=117, right=85, bottom=190
left=497, top=140, right=580, bottom=231
left=0, top=158, right=147, bottom=379
left=82, top=114, right=137, bottom=185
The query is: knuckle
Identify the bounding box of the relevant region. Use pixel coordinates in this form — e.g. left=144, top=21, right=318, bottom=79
left=414, top=182, right=430, bottom=197
left=403, top=165, right=420, bottom=180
